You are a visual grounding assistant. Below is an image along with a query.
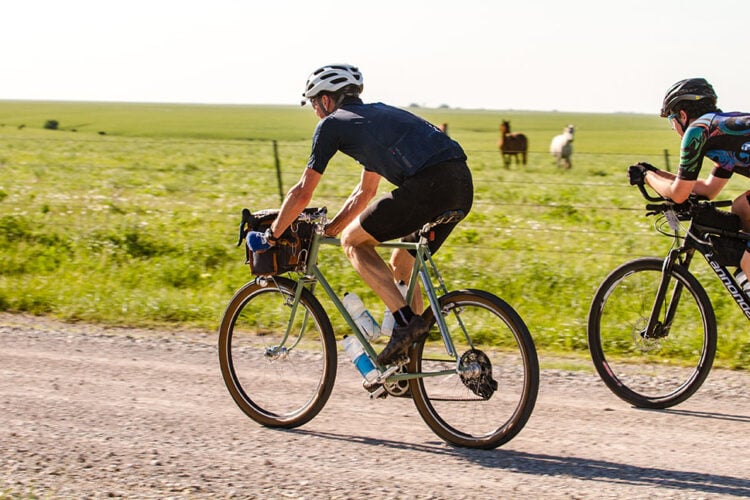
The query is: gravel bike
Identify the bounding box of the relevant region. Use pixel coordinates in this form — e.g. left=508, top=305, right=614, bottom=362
left=588, top=182, right=750, bottom=409
left=219, top=207, right=539, bottom=449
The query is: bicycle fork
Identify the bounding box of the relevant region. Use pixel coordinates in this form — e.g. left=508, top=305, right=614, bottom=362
left=256, top=276, right=312, bottom=359
left=644, top=249, right=690, bottom=339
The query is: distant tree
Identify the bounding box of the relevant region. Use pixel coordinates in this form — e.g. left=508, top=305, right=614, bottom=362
left=44, top=120, right=59, bottom=130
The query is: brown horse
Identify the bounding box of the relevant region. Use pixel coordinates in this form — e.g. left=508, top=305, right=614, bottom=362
left=498, top=120, right=528, bottom=168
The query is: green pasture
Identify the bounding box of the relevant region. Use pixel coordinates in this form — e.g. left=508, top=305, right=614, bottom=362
left=1, top=100, right=748, bottom=368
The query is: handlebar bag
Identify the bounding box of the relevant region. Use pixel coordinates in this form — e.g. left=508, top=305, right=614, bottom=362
left=243, top=208, right=318, bottom=276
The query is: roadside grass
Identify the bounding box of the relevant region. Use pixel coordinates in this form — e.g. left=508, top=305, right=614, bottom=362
left=0, top=101, right=748, bottom=368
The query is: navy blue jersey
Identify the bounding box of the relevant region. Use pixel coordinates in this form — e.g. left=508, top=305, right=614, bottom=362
left=677, top=112, right=750, bottom=181
left=306, top=98, right=466, bottom=186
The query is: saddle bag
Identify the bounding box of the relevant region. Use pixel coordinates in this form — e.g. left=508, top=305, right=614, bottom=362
left=239, top=208, right=319, bottom=276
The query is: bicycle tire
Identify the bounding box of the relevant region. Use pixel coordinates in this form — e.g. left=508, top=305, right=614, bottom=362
left=587, top=258, right=717, bottom=409
left=409, top=289, right=539, bottom=449
left=218, top=277, right=337, bottom=428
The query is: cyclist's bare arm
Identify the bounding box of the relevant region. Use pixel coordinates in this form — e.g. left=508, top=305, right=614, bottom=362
left=270, top=168, right=322, bottom=239
left=324, top=169, right=380, bottom=236
left=646, top=169, right=728, bottom=202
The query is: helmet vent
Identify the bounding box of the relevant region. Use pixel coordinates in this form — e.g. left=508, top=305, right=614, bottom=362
left=302, top=64, right=364, bottom=99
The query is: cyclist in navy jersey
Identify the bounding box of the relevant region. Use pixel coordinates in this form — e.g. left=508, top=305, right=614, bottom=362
left=253, top=64, right=473, bottom=366
left=628, top=77, right=750, bottom=278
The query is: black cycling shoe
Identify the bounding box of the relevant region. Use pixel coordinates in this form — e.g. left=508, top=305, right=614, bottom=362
left=377, top=315, right=428, bottom=366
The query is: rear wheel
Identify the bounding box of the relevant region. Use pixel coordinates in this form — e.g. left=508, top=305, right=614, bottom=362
left=409, top=289, right=538, bottom=449
left=218, top=277, right=337, bottom=427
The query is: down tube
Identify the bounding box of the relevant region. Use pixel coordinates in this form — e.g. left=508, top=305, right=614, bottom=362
left=309, top=266, right=380, bottom=361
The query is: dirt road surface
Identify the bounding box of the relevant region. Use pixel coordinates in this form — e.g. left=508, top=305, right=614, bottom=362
left=1, top=312, right=748, bottom=499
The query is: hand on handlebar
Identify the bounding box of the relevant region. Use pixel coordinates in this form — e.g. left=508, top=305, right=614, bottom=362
left=322, top=223, right=338, bottom=237
left=627, top=162, right=657, bottom=186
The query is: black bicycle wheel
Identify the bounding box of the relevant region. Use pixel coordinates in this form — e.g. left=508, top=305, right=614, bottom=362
left=409, top=289, right=539, bottom=449
left=218, top=277, right=337, bottom=428
left=587, top=258, right=717, bottom=409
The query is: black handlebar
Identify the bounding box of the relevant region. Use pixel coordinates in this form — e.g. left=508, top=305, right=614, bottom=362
left=637, top=183, right=664, bottom=202
left=236, top=207, right=328, bottom=247
left=237, top=208, right=253, bottom=247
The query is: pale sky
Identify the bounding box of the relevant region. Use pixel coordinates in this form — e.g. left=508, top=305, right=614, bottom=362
left=3, top=0, right=749, bottom=114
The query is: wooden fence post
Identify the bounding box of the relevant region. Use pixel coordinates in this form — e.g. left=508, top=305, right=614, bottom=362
left=273, top=140, right=283, bottom=202
left=663, top=149, right=671, bottom=173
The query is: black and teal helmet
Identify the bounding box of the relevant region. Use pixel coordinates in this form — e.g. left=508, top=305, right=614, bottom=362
left=660, top=78, right=717, bottom=117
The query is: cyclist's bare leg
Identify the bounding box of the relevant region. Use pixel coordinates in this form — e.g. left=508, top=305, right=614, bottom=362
left=340, top=221, right=409, bottom=312
left=731, top=191, right=750, bottom=277
left=390, top=248, right=423, bottom=314
left=740, top=251, right=750, bottom=281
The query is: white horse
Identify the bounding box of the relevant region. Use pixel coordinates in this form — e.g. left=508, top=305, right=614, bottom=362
left=550, top=124, right=575, bottom=169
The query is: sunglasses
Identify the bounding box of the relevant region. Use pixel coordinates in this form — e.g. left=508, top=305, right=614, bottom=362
left=667, top=112, right=680, bottom=130
left=300, top=96, right=319, bottom=107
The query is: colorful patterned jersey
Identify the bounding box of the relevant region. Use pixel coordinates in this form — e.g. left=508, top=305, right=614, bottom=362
left=677, top=112, right=750, bottom=181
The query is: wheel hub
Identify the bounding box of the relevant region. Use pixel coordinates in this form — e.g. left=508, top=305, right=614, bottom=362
left=458, top=349, right=498, bottom=400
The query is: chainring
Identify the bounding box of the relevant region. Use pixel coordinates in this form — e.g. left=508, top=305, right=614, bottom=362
left=383, top=365, right=411, bottom=398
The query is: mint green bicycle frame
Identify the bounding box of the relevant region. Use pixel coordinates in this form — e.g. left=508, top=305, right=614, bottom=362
left=267, top=226, right=467, bottom=385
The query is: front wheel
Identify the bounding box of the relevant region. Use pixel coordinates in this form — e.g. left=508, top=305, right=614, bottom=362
left=587, top=258, right=717, bottom=409
left=218, top=277, right=337, bottom=428
left=409, top=289, right=539, bottom=449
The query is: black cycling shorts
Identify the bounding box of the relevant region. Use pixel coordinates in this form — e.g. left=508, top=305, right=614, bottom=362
left=360, top=159, right=473, bottom=255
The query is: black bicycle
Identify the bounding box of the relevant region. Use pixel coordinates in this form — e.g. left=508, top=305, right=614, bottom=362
left=588, top=182, right=750, bottom=408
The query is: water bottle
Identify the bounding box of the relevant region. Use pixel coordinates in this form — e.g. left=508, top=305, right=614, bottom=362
left=381, top=281, right=408, bottom=337
left=342, top=292, right=380, bottom=341
left=340, top=335, right=379, bottom=383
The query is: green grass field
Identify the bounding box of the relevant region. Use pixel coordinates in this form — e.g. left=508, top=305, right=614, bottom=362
left=1, top=100, right=748, bottom=368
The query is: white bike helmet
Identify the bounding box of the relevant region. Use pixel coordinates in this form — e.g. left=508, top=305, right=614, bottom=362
left=302, top=64, right=363, bottom=100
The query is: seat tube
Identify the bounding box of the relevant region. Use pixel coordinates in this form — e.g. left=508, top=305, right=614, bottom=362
left=416, top=249, right=457, bottom=357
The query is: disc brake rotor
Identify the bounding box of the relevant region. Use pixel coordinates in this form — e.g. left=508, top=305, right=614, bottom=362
left=459, top=349, right=498, bottom=400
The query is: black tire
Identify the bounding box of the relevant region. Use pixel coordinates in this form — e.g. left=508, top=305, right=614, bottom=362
left=409, top=289, right=539, bottom=449
left=218, top=277, right=337, bottom=428
left=587, top=258, right=717, bottom=409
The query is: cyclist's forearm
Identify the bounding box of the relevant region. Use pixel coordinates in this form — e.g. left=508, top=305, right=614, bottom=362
left=271, top=169, right=320, bottom=237
left=692, top=175, right=728, bottom=200
left=649, top=169, right=677, bottom=182
left=645, top=171, right=693, bottom=203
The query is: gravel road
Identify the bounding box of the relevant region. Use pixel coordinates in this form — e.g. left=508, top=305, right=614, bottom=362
left=1, top=312, right=748, bottom=499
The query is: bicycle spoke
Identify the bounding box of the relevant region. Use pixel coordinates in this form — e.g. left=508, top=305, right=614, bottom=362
left=410, top=290, right=538, bottom=449
left=219, top=278, right=336, bottom=428
left=588, top=258, right=716, bottom=408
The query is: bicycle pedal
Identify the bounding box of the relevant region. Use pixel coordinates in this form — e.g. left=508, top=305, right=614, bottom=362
left=394, top=354, right=410, bottom=366
left=366, top=384, right=387, bottom=399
